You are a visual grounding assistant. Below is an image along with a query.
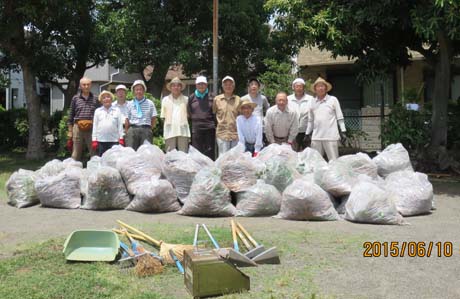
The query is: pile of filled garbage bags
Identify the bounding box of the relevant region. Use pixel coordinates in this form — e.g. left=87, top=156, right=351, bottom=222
left=6, top=141, right=434, bottom=225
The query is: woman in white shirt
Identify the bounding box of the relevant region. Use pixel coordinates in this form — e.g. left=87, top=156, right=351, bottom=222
left=236, top=99, right=263, bottom=156
left=161, top=77, right=191, bottom=152
left=92, top=91, right=124, bottom=156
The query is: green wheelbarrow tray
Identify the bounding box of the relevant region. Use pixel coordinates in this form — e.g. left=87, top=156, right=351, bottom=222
left=63, top=230, right=119, bottom=262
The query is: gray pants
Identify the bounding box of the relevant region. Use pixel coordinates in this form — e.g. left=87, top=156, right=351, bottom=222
left=216, top=138, right=238, bottom=157
left=165, top=136, right=189, bottom=152
left=311, top=140, right=339, bottom=161
left=126, top=126, right=153, bottom=151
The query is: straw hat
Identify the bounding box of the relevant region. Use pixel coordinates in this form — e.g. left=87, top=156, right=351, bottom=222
left=166, top=77, right=185, bottom=91
left=131, top=80, right=147, bottom=92
left=311, top=77, right=332, bottom=93
left=98, top=90, right=115, bottom=102
left=239, top=99, right=257, bottom=112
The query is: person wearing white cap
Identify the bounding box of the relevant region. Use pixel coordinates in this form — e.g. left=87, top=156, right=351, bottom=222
left=306, top=77, right=346, bottom=161
left=112, top=84, right=129, bottom=126
left=241, top=77, right=269, bottom=119
left=125, top=79, right=157, bottom=150
left=161, top=77, right=190, bottom=152
left=188, top=75, right=216, bottom=160
left=213, top=75, right=241, bottom=157
left=288, top=78, right=314, bottom=152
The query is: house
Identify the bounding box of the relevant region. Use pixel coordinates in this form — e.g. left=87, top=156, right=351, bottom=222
left=297, top=46, right=460, bottom=151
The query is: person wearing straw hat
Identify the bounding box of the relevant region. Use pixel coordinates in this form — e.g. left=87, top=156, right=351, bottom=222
left=241, top=77, right=269, bottom=120
left=188, top=75, right=216, bottom=160
left=161, top=77, right=191, bottom=152
left=112, top=84, right=129, bottom=124
left=306, top=77, right=346, bottom=161
left=125, top=79, right=157, bottom=150
left=288, top=78, right=314, bottom=151
left=236, top=99, right=263, bottom=156
left=264, top=91, right=298, bottom=146
left=91, top=90, right=125, bottom=156
left=213, top=75, right=241, bottom=157
left=67, top=77, right=100, bottom=161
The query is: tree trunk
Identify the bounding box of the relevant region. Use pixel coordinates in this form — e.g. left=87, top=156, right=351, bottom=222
left=22, top=62, right=45, bottom=160
left=430, top=31, right=452, bottom=149
left=64, top=79, right=79, bottom=110
left=144, top=64, right=169, bottom=99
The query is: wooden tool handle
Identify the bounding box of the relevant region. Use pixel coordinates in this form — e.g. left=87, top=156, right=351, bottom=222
left=235, top=225, right=253, bottom=250
left=117, top=220, right=161, bottom=247
left=236, top=221, right=259, bottom=247
left=113, top=229, right=147, bottom=242
left=230, top=219, right=239, bottom=251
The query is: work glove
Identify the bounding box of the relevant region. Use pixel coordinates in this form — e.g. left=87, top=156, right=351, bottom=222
left=66, top=139, right=73, bottom=152
left=91, top=141, right=98, bottom=151
left=252, top=152, right=258, bottom=158
left=340, top=134, right=348, bottom=147
left=119, top=138, right=125, bottom=146
left=303, top=133, right=312, bottom=145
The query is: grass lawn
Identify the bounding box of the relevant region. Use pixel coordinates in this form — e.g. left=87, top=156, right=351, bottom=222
left=0, top=222, right=367, bottom=299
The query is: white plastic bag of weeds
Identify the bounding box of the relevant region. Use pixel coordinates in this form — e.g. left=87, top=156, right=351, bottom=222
left=296, top=147, right=327, bottom=174
left=344, top=178, right=405, bottom=225
left=178, top=167, right=235, bottom=217
left=86, top=155, right=102, bottom=172
left=385, top=170, right=433, bottom=216
left=6, top=169, right=39, bottom=208
left=137, top=141, right=166, bottom=170
left=35, top=159, right=66, bottom=179
left=262, top=156, right=300, bottom=193
left=81, top=166, right=130, bottom=210
left=216, top=144, right=259, bottom=192
left=35, top=167, right=82, bottom=209
left=62, top=158, right=83, bottom=169
left=235, top=180, right=282, bottom=216
left=116, top=152, right=162, bottom=195
left=276, top=178, right=339, bottom=221
left=257, top=143, right=297, bottom=169
left=126, top=178, right=181, bottom=213
left=373, top=143, right=413, bottom=177
left=101, top=145, right=136, bottom=168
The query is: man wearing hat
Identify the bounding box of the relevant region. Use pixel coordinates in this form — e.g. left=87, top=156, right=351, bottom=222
left=125, top=79, right=157, bottom=150
left=264, top=91, right=298, bottom=146
left=213, top=75, right=241, bottom=157
left=188, top=76, right=216, bottom=160
left=288, top=78, right=314, bottom=151
left=161, top=77, right=190, bottom=152
left=241, top=77, right=270, bottom=120
left=112, top=84, right=129, bottom=124
left=236, top=99, right=263, bottom=155
left=306, top=77, right=346, bottom=161
left=92, top=91, right=125, bottom=156
left=67, top=77, right=100, bottom=161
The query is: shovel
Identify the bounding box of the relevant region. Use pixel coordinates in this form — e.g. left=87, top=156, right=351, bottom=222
left=201, top=224, right=257, bottom=268
left=236, top=222, right=280, bottom=265
left=235, top=222, right=266, bottom=259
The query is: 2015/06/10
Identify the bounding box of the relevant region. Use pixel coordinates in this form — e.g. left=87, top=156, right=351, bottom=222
left=362, top=241, right=455, bottom=257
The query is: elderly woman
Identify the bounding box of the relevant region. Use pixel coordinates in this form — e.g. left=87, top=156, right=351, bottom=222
left=161, top=77, right=191, bottom=152
left=236, top=99, right=263, bottom=156
left=91, top=90, right=125, bottom=156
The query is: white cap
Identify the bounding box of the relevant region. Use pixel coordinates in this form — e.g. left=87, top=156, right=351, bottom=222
left=195, top=76, right=207, bottom=85
left=115, top=84, right=127, bottom=91
left=292, top=78, right=306, bottom=89
left=131, top=80, right=147, bottom=92
left=222, top=76, right=235, bottom=84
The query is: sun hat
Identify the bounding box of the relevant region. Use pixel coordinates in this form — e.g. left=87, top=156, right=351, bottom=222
left=238, top=99, right=257, bottom=112
left=131, top=80, right=147, bottom=92
left=166, top=77, right=185, bottom=91
left=98, top=90, right=115, bottom=102
left=311, top=77, right=332, bottom=93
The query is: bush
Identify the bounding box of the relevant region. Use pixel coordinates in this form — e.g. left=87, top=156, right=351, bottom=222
left=0, top=108, right=28, bottom=150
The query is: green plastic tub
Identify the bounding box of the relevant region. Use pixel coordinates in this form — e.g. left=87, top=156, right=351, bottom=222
left=63, top=230, right=119, bottom=262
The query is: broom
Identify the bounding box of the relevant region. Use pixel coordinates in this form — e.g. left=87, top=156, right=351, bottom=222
left=117, top=220, right=194, bottom=264
left=124, top=231, right=164, bottom=276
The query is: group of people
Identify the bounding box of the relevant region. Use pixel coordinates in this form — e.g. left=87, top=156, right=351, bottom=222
left=66, top=74, right=346, bottom=162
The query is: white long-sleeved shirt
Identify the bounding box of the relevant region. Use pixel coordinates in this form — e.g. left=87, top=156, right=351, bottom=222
left=306, top=94, right=346, bottom=141
left=236, top=114, right=263, bottom=152
left=92, top=106, right=124, bottom=142
left=288, top=93, right=313, bottom=133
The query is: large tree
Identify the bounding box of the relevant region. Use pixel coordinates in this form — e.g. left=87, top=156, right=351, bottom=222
left=266, top=0, right=460, bottom=150
left=104, top=0, right=277, bottom=97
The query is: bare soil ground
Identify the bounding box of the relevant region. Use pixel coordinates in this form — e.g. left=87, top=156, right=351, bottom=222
left=1, top=180, right=459, bottom=299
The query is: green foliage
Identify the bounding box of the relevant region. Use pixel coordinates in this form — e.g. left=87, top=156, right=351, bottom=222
left=381, top=105, right=430, bottom=153
left=258, top=59, right=297, bottom=103
left=343, top=128, right=368, bottom=149
left=57, top=111, right=70, bottom=158
left=402, top=88, right=420, bottom=103
left=0, top=108, right=28, bottom=150
left=447, top=100, right=460, bottom=150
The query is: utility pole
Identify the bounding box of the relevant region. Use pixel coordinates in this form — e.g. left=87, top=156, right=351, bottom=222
left=213, top=0, right=218, bottom=95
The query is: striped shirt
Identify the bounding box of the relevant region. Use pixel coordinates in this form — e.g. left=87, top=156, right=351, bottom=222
left=68, top=92, right=99, bottom=125
left=126, top=98, right=157, bottom=126
left=236, top=114, right=263, bottom=152
left=92, top=106, right=124, bottom=142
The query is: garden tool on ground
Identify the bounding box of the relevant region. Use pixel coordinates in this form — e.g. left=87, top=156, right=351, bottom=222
left=235, top=221, right=280, bottom=264
left=169, top=249, right=185, bottom=274
left=124, top=231, right=164, bottom=276
left=234, top=221, right=266, bottom=259
left=201, top=224, right=257, bottom=268
left=117, top=220, right=193, bottom=264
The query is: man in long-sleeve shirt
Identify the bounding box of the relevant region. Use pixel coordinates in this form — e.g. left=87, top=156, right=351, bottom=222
left=306, top=77, right=346, bottom=161
left=264, top=92, right=298, bottom=146
left=288, top=78, right=313, bottom=151
left=67, top=77, right=99, bottom=161
left=236, top=99, right=263, bottom=155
